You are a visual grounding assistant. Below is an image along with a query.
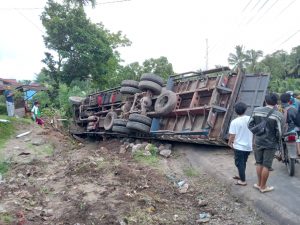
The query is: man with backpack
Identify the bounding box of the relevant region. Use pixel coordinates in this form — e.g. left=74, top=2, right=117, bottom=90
left=248, top=93, right=284, bottom=193
left=280, top=93, right=300, bottom=132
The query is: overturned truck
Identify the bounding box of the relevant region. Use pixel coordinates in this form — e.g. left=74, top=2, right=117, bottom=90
left=70, top=67, right=269, bottom=146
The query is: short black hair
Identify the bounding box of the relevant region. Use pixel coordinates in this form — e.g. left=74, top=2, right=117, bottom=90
left=234, top=102, right=247, bottom=115
left=265, top=93, right=278, bottom=106
left=280, top=93, right=291, bottom=104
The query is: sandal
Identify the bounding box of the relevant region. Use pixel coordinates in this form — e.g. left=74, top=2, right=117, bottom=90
left=235, top=180, right=247, bottom=186
left=253, top=183, right=260, bottom=190
left=232, top=176, right=241, bottom=180
left=260, top=186, right=274, bottom=193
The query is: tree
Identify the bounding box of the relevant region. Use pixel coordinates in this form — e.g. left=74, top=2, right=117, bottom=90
left=245, top=49, right=263, bottom=73
left=64, top=0, right=96, bottom=7
left=142, top=56, right=174, bottom=80
left=228, top=45, right=248, bottom=71
left=40, top=0, right=130, bottom=91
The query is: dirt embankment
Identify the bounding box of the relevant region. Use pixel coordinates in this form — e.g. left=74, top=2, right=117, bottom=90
left=0, top=123, right=265, bottom=225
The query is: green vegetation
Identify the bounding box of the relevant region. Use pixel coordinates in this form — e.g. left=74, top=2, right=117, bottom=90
left=228, top=45, right=300, bottom=94
left=133, top=150, right=159, bottom=166
left=0, top=116, right=32, bottom=174
left=183, top=167, right=199, bottom=177
left=0, top=213, right=13, bottom=224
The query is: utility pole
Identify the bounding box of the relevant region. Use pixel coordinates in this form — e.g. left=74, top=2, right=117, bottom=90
left=205, top=38, right=208, bottom=70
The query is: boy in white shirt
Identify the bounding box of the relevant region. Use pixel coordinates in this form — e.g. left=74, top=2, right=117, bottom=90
left=228, top=102, right=253, bottom=186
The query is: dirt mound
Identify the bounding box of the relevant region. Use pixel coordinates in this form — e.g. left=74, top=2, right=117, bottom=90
left=0, top=125, right=264, bottom=225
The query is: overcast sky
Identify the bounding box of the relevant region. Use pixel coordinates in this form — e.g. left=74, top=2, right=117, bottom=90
left=0, top=0, right=299, bottom=80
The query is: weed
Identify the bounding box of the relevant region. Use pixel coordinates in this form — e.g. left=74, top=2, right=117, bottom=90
left=40, top=186, right=51, bottom=194
left=183, top=167, right=199, bottom=177
left=0, top=161, right=10, bottom=174
left=133, top=150, right=159, bottom=166
left=148, top=144, right=158, bottom=156
left=0, top=213, right=13, bottom=224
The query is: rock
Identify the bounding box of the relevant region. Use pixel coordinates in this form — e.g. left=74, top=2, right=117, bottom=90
left=0, top=204, right=6, bottom=213
left=145, top=144, right=154, bottom=152
left=173, top=214, right=179, bottom=221
left=100, top=147, right=108, bottom=152
left=119, top=145, right=126, bottom=154
left=198, top=200, right=208, bottom=207
left=129, top=143, right=134, bottom=148
left=131, top=144, right=143, bottom=154
left=178, top=183, right=189, bottom=193
left=158, top=143, right=172, bottom=151
left=164, top=143, right=172, bottom=150
left=197, top=212, right=211, bottom=223
left=143, top=151, right=151, bottom=156
left=159, top=149, right=172, bottom=158
left=32, top=139, right=45, bottom=146
left=41, top=209, right=54, bottom=217
left=24, top=138, right=31, bottom=142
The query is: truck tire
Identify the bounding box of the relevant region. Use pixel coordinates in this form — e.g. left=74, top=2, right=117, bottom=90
left=126, top=121, right=150, bottom=133
left=129, top=114, right=152, bottom=126
left=113, top=119, right=128, bottom=127
left=120, top=86, right=141, bottom=95
left=121, top=80, right=139, bottom=88
left=112, top=125, right=131, bottom=134
left=154, top=90, right=177, bottom=115
left=138, top=80, right=162, bottom=95
left=140, top=73, right=164, bottom=86
left=104, top=112, right=117, bottom=130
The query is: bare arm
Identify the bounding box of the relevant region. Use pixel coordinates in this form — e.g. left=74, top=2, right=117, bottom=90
left=228, top=134, right=235, bottom=148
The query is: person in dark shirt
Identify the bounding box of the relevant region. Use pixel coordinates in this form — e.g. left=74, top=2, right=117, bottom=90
left=248, top=93, right=284, bottom=193
left=280, top=93, right=298, bottom=132
left=3, top=86, right=15, bottom=117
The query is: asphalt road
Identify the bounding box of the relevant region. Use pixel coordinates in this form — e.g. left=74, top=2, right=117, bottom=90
left=174, top=143, right=300, bottom=225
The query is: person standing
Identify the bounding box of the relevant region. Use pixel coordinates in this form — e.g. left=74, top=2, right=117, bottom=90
left=228, top=102, right=253, bottom=186
left=3, top=86, right=14, bottom=117
left=31, top=101, right=44, bottom=128
left=248, top=93, right=284, bottom=193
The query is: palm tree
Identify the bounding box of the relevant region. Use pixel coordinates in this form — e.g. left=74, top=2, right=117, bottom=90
left=246, top=49, right=263, bottom=73
left=228, top=45, right=248, bottom=71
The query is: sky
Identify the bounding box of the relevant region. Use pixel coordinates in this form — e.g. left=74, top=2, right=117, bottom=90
left=0, top=0, right=300, bottom=81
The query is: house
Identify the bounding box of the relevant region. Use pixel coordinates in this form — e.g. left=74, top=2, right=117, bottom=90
left=0, top=77, right=47, bottom=117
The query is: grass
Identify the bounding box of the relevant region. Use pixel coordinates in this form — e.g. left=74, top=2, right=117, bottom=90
left=0, top=213, right=13, bottom=224
left=183, top=167, right=199, bottom=177
left=0, top=115, right=32, bottom=174
left=133, top=150, right=159, bottom=166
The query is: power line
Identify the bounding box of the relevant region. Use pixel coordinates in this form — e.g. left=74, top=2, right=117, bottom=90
left=277, top=0, right=296, bottom=17
left=250, top=0, right=262, bottom=12
left=255, top=0, right=280, bottom=22
left=242, top=0, right=254, bottom=12
left=245, top=0, right=270, bottom=25
left=280, top=30, right=300, bottom=46
left=257, top=0, right=269, bottom=13
left=0, top=7, right=43, bottom=10
left=14, top=9, right=44, bottom=34
left=96, top=0, right=131, bottom=5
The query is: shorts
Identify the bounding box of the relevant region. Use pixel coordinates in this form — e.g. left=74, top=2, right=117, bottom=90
left=36, top=118, right=44, bottom=126
left=254, top=146, right=276, bottom=169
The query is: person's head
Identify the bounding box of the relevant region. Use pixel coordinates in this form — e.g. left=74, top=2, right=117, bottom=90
left=34, top=101, right=40, bottom=106
left=265, top=93, right=278, bottom=106
left=234, top=102, right=247, bottom=115
left=6, top=85, right=11, bottom=90
left=280, top=93, right=291, bottom=104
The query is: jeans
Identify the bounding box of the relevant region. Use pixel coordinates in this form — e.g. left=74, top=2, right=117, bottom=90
left=234, top=149, right=250, bottom=182
left=6, top=101, right=14, bottom=117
